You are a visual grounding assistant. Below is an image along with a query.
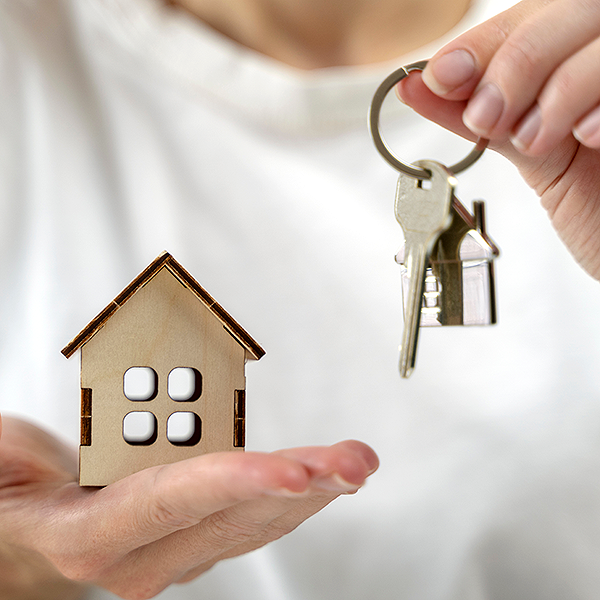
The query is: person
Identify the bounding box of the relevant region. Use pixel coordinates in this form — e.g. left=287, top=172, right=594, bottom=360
left=1, top=0, right=600, bottom=599
left=402, top=0, right=600, bottom=281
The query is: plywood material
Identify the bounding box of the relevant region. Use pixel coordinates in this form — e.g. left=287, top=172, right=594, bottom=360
left=63, top=253, right=264, bottom=486
left=62, top=251, right=265, bottom=361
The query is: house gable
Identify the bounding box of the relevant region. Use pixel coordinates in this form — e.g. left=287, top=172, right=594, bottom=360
left=62, top=251, right=265, bottom=361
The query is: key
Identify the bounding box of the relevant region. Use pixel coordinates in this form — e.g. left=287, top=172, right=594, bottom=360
left=428, top=196, right=473, bottom=326
left=395, top=160, right=455, bottom=377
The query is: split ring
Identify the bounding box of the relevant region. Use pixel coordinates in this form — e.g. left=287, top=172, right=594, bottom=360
left=368, top=60, right=488, bottom=180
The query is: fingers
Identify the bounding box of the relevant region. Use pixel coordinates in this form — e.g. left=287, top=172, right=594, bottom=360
left=421, top=0, right=547, bottom=99
left=100, top=442, right=377, bottom=597
left=35, top=451, right=310, bottom=582
left=86, top=451, right=314, bottom=555
left=574, top=105, right=600, bottom=148
left=173, top=443, right=379, bottom=586
left=48, top=441, right=377, bottom=594
left=421, top=0, right=600, bottom=154
left=105, top=487, right=341, bottom=597
left=397, top=72, right=473, bottom=142
left=273, top=440, right=379, bottom=487
left=174, top=491, right=342, bottom=584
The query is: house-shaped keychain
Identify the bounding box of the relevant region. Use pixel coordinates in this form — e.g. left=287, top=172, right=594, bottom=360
left=396, top=197, right=500, bottom=327
left=62, top=251, right=265, bottom=486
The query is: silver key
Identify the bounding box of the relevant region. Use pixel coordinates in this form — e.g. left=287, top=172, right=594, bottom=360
left=395, top=160, right=455, bottom=377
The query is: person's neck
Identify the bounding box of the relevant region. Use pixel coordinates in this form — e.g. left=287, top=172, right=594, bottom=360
left=167, top=0, right=472, bottom=70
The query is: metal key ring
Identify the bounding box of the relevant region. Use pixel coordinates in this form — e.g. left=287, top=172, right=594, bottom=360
left=369, top=60, right=488, bottom=180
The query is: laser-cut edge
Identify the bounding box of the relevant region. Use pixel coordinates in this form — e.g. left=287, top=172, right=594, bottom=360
left=61, top=251, right=265, bottom=361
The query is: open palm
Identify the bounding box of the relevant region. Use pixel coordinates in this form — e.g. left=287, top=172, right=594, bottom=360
left=0, top=416, right=377, bottom=599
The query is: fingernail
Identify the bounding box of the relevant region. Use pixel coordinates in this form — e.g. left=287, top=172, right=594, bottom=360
left=266, top=487, right=311, bottom=498
left=423, top=50, right=476, bottom=95
left=510, top=105, right=542, bottom=151
left=367, top=463, right=379, bottom=476
left=573, top=105, right=600, bottom=146
left=394, top=82, right=408, bottom=104
left=463, top=82, right=505, bottom=135
left=313, top=473, right=362, bottom=494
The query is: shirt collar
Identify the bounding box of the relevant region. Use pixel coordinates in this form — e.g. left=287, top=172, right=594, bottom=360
left=76, top=0, right=496, bottom=135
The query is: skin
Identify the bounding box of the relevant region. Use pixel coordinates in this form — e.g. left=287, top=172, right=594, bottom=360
left=398, top=0, right=600, bottom=280
left=0, top=1, right=466, bottom=598
left=0, top=416, right=377, bottom=599
left=6, top=0, right=600, bottom=598
left=167, top=0, right=472, bottom=69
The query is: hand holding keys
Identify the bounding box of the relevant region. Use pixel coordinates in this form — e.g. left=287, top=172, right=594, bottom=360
left=369, top=62, right=499, bottom=378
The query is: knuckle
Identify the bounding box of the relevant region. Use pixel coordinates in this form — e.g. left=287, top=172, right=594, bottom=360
left=148, top=497, right=197, bottom=532
left=545, top=67, right=577, bottom=106
left=263, top=520, right=299, bottom=542
left=499, top=32, right=542, bottom=83
left=148, top=468, right=199, bottom=532
left=51, top=553, right=110, bottom=582
left=485, top=17, right=512, bottom=48
left=203, top=510, right=263, bottom=545
left=241, top=518, right=302, bottom=550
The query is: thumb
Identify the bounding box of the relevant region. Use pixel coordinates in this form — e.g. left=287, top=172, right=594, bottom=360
left=421, top=0, right=547, bottom=100
left=395, top=71, right=560, bottom=194
left=396, top=71, right=475, bottom=141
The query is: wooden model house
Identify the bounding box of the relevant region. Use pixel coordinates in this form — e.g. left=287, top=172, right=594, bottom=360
left=62, top=252, right=265, bottom=486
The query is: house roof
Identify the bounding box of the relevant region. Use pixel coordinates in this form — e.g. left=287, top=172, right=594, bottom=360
left=61, top=251, right=265, bottom=361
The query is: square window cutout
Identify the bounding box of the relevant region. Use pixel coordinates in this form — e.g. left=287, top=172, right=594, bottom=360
left=167, top=412, right=202, bottom=446
left=168, top=368, right=202, bottom=401
left=124, top=367, right=158, bottom=401
left=123, top=411, right=158, bottom=445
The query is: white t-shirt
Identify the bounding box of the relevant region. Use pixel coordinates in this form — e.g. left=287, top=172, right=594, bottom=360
left=2, top=0, right=600, bottom=599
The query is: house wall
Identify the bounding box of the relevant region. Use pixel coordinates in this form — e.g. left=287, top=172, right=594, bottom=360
left=79, top=267, right=247, bottom=486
